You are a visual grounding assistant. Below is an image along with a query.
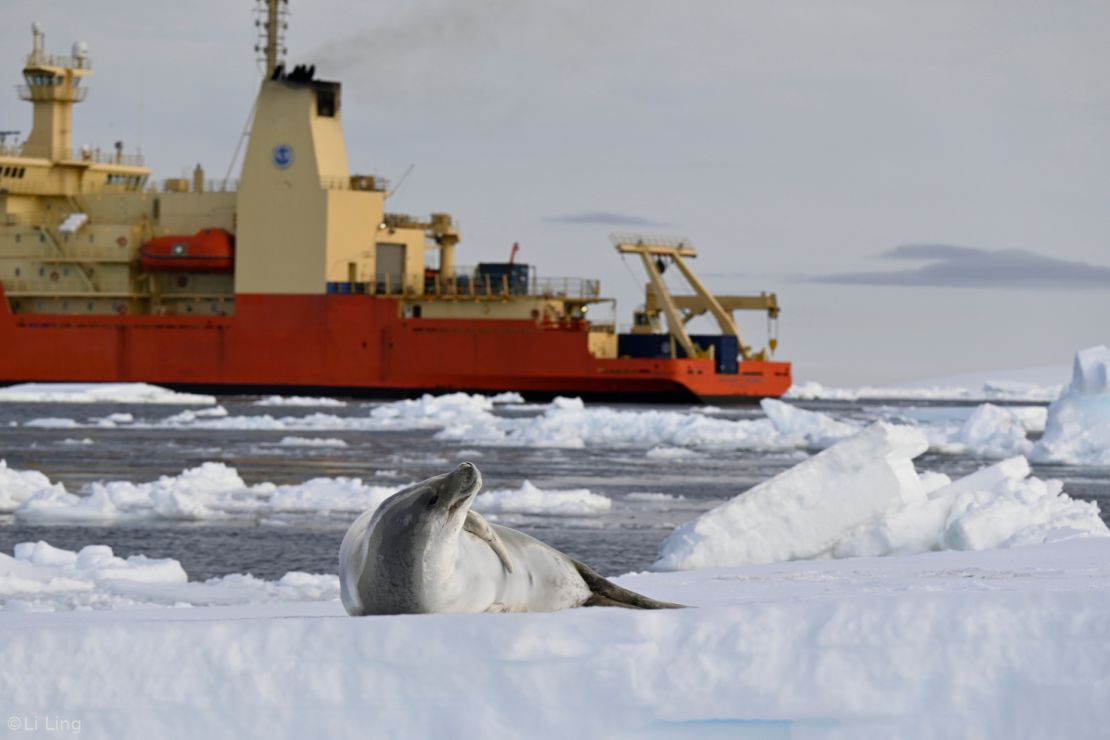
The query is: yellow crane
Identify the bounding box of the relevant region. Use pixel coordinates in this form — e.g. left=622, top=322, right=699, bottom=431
left=612, top=233, right=780, bottom=361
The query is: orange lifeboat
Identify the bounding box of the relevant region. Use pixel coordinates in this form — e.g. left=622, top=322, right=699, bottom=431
left=139, top=228, right=234, bottom=272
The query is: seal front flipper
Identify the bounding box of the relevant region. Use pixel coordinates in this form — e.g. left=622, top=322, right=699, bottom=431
left=463, top=510, right=514, bottom=574
left=572, top=559, right=685, bottom=609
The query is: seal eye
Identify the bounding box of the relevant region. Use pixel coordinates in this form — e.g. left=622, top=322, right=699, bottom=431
left=427, top=495, right=439, bottom=509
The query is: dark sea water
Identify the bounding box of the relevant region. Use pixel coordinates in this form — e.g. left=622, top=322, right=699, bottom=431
left=0, top=396, right=1106, bottom=580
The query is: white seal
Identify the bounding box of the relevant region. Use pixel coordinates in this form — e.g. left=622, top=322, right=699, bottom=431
left=339, top=462, right=681, bottom=615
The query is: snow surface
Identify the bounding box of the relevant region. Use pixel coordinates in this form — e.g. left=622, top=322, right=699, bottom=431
left=0, top=382, right=214, bottom=405
left=2, top=539, right=1109, bottom=738
left=1033, top=345, right=1110, bottom=465
left=656, top=423, right=1108, bottom=570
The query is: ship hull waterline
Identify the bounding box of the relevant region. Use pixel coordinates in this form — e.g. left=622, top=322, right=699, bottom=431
left=0, top=290, right=792, bottom=403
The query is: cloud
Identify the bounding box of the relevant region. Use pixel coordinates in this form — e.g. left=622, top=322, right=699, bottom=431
left=815, top=243, right=1110, bottom=289
left=542, top=211, right=670, bottom=228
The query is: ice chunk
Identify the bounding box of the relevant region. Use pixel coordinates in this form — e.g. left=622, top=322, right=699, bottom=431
left=489, top=392, right=525, bottom=404
left=254, top=395, right=347, bottom=407
left=473, top=481, right=612, bottom=516
left=950, top=403, right=1032, bottom=457
left=0, top=460, right=67, bottom=513
left=653, top=423, right=929, bottom=570
left=760, top=398, right=858, bottom=446
left=832, top=456, right=1108, bottom=557
left=1033, top=346, right=1110, bottom=465
left=278, top=436, right=348, bottom=447
left=12, top=462, right=405, bottom=523
left=0, top=382, right=214, bottom=405
left=0, top=541, right=337, bottom=612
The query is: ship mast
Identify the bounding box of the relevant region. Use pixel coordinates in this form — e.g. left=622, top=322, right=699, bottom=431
left=255, top=0, right=289, bottom=77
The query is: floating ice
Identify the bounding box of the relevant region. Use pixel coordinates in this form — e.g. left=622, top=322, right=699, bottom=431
left=655, top=423, right=1108, bottom=570
left=473, top=481, right=612, bottom=516
left=1033, top=346, right=1110, bottom=465
left=787, top=376, right=1064, bottom=402
left=436, top=396, right=858, bottom=450
left=24, top=417, right=80, bottom=428
left=278, top=436, right=348, bottom=448
left=0, top=382, right=215, bottom=405
left=13, top=463, right=401, bottom=523
left=254, top=395, right=347, bottom=407
left=645, top=446, right=705, bottom=460
left=490, top=392, right=525, bottom=404
left=928, top=403, right=1034, bottom=458
left=0, top=460, right=67, bottom=513
left=759, top=398, right=858, bottom=446
left=0, top=541, right=337, bottom=612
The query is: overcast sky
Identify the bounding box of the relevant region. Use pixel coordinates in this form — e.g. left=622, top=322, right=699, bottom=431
left=3, top=0, right=1108, bottom=384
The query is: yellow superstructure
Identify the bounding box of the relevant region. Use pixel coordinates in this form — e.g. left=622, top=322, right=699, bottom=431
left=0, top=13, right=603, bottom=329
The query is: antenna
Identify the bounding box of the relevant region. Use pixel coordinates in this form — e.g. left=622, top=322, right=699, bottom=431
left=254, top=0, right=290, bottom=77
left=389, top=163, right=416, bottom=198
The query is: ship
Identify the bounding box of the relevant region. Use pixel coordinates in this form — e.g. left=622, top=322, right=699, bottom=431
left=0, top=2, right=791, bottom=404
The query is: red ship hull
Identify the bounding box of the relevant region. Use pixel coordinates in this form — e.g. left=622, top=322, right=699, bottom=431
left=0, top=288, right=791, bottom=403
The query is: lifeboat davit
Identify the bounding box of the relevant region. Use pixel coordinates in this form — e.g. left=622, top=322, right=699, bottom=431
left=139, top=228, right=234, bottom=272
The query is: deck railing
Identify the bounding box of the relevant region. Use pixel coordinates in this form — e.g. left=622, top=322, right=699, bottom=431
left=0, top=143, right=144, bottom=167
left=326, top=269, right=602, bottom=300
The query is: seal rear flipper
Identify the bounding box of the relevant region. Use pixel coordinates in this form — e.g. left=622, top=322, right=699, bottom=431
left=572, top=559, right=685, bottom=609
left=463, top=510, right=514, bottom=573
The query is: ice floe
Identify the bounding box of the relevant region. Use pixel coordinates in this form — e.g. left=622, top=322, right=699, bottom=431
left=787, top=375, right=1064, bottom=402
left=0, top=382, right=215, bottom=405
left=0, top=540, right=337, bottom=612
left=473, top=481, right=612, bottom=516
left=277, top=436, right=348, bottom=448
left=30, top=390, right=1044, bottom=460
left=5, top=462, right=617, bottom=523
left=254, top=395, right=347, bottom=407
left=0, top=460, right=67, bottom=513
left=1033, top=345, right=1110, bottom=465
left=655, top=422, right=1108, bottom=570
left=23, top=417, right=81, bottom=428
left=12, top=463, right=400, bottom=523
left=490, top=391, right=525, bottom=403
left=925, top=403, right=1035, bottom=458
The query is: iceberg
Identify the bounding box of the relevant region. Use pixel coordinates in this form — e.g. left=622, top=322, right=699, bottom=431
left=1032, top=345, right=1110, bottom=465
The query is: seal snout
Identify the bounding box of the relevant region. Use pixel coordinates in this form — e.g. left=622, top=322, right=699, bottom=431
left=452, top=461, right=480, bottom=491
left=446, top=462, right=482, bottom=517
